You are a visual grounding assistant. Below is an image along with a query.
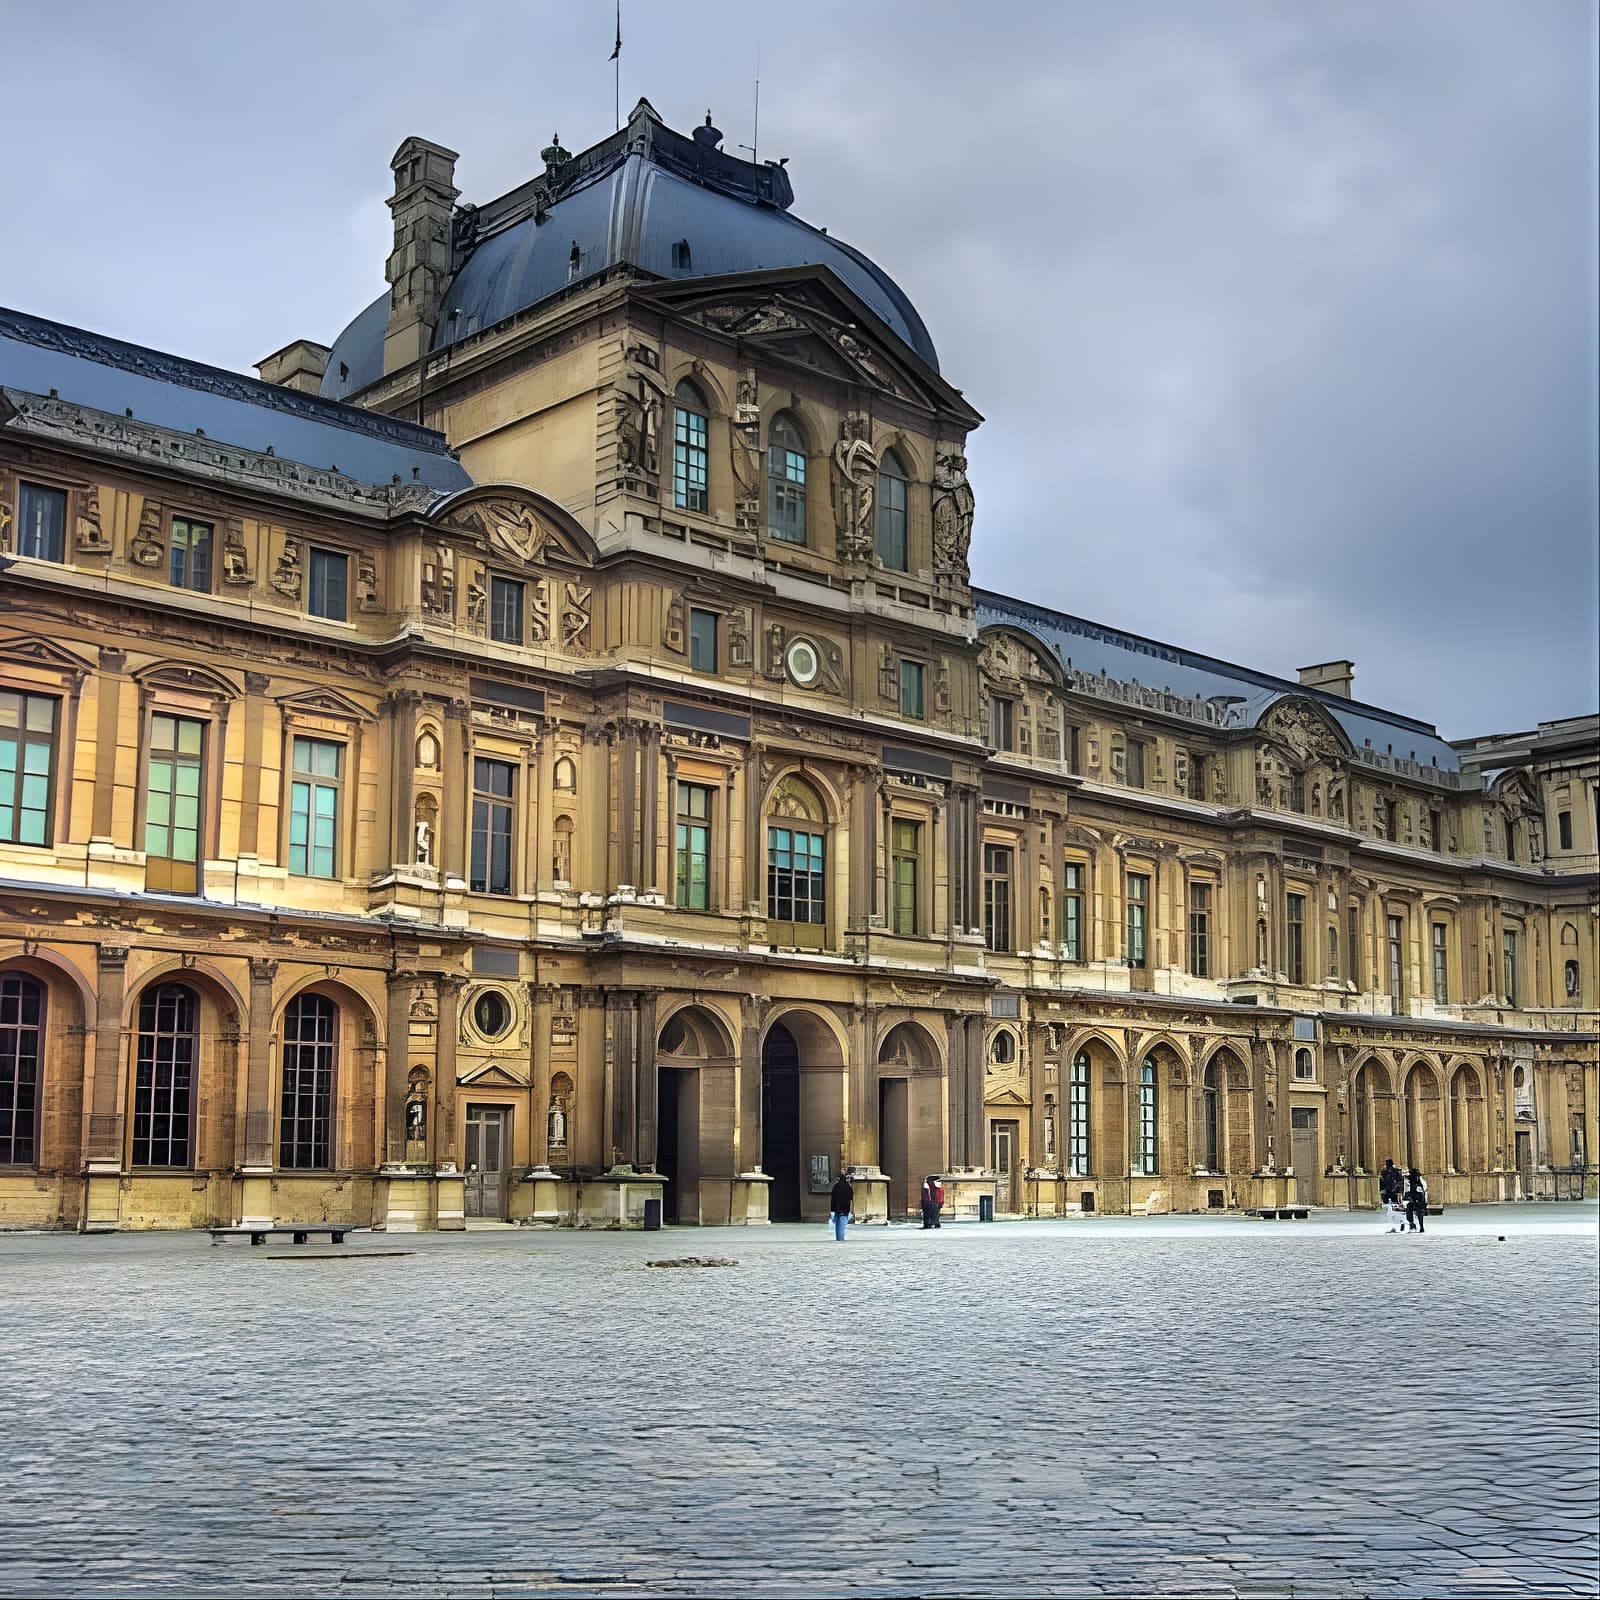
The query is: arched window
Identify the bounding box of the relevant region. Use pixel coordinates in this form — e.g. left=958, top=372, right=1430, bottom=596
left=767, top=413, right=807, bottom=544
left=876, top=448, right=908, bottom=569
left=1137, top=1058, right=1159, bottom=1175
left=766, top=774, right=828, bottom=942
left=132, top=983, right=197, bottom=1167
left=0, top=973, right=44, bottom=1165
left=989, top=1030, right=1017, bottom=1066
left=1067, top=1051, right=1090, bottom=1177
left=672, top=381, right=708, bottom=513
left=280, top=993, right=336, bottom=1169
left=1327, top=924, right=1340, bottom=980
left=1294, top=1047, right=1315, bottom=1080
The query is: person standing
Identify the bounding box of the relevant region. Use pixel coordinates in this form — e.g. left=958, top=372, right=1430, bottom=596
left=1378, top=1157, right=1404, bottom=1232
left=929, top=1173, right=944, bottom=1228
left=920, top=1175, right=937, bottom=1229
left=829, top=1173, right=854, bottom=1242
left=1405, top=1168, right=1428, bottom=1233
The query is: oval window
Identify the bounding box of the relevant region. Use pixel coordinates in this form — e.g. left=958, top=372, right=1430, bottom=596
left=473, top=990, right=512, bottom=1040
left=785, top=637, right=821, bottom=687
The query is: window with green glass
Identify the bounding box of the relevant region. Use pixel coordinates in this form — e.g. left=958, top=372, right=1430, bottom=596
left=675, top=783, right=712, bottom=910
left=169, top=518, right=213, bottom=592
left=892, top=819, right=920, bottom=935
left=1126, top=872, right=1149, bottom=968
left=1062, top=862, right=1084, bottom=961
left=673, top=382, right=709, bottom=512
left=0, top=691, right=57, bottom=847
left=767, top=824, right=825, bottom=923
left=766, top=414, right=807, bottom=544
left=899, top=659, right=925, bottom=720
left=144, top=714, right=204, bottom=893
left=288, top=737, right=343, bottom=879
left=876, top=450, right=908, bottom=569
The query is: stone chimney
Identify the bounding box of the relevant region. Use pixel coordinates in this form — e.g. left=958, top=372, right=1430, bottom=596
left=383, top=136, right=460, bottom=377
left=254, top=339, right=332, bottom=394
left=1298, top=660, right=1355, bottom=699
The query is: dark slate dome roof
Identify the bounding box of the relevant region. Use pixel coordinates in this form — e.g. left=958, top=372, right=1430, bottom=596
left=321, top=106, right=937, bottom=402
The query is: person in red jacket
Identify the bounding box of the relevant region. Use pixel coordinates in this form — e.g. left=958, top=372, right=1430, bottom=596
left=920, top=1174, right=945, bottom=1229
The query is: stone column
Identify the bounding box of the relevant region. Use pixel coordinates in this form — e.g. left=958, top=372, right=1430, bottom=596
left=80, top=943, right=129, bottom=1231
left=739, top=993, right=766, bottom=1172
left=847, top=1001, right=876, bottom=1167
left=636, top=990, right=660, bottom=1169
left=238, top=672, right=270, bottom=859
left=945, top=1009, right=966, bottom=1169
left=433, top=974, right=466, bottom=1230
left=90, top=652, right=126, bottom=843
left=387, top=692, right=420, bottom=868
left=605, top=990, right=639, bottom=1164
left=233, top=956, right=279, bottom=1228
left=640, top=728, right=661, bottom=895
left=384, top=972, right=413, bottom=1164
left=964, top=1012, right=986, bottom=1168
left=529, top=984, right=555, bottom=1167
left=441, top=700, right=468, bottom=883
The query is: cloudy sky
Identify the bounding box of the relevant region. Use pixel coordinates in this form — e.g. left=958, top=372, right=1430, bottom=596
left=4, top=1, right=1594, bottom=737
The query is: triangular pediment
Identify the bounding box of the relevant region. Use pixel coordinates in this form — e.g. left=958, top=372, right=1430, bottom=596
left=276, top=687, right=374, bottom=723
left=638, top=270, right=974, bottom=418
left=0, top=633, right=94, bottom=676
left=457, top=1061, right=529, bottom=1088
left=984, top=1084, right=1032, bottom=1108
left=433, top=487, right=598, bottom=569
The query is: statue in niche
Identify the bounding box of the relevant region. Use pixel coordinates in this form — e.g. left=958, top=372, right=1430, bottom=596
left=416, top=731, right=440, bottom=770
left=131, top=501, right=165, bottom=567
left=406, top=1094, right=427, bottom=1141
left=74, top=488, right=110, bottom=554
left=548, top=1098, right=567, bottom=1148
left=222, top=520, right=252, bottom=585
left=271, top=534, right=303, bottom=598
left=421, top=548, right=455, bottom=617
left=830, top=412, right=877, bottom=562
left=0, top=498, right=11, bottom=553
left=1311, top=781, right=1322, bottom=817
left=414, top=793, right=438, bottom=866
left=552, top=817, right=574, bottom=884
left=614, top=377, right=661, bottom=478
left=727, top=608, right=753, bottom=668
left=931, top=450, right=975, bottom=573
left=356, top=553, right=381, bottom=611
left=1329, top=780, right=1346, bottom=821
left=465, top=578, right=488, bottom=629
left=731, top=369, right=762, bottom=531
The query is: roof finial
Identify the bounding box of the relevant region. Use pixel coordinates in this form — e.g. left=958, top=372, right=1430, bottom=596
left=693, top=111, right=723, bottom=151
left=542, top=132, right=571, bottom=169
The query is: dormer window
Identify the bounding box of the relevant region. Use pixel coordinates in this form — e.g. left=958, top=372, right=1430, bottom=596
left=671, top=239, right=692, bottom=270
left=767, top=413, right=807, bottom=544
left=568, top=242, right=581, bottom=282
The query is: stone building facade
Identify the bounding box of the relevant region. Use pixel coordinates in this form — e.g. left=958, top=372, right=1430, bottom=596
left=0, top=101, right=1594, bottom=1230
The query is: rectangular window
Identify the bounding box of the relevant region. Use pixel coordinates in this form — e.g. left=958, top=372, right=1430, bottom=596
left=1188, top=883, right=1211, bottom=978
left=767, top=442, right=807, bottom=544
left=899, top=660, right=925, bottom=721
left=307, top=548, right=349, bottom=621
left=0, top=691, right=57, bottom=847
left=688, top=607, right=718, bottom=674
left=1348, top=902, right=1362, bottom=989
left=1502, top=928, right=1519, bottom=1007
left=1288, top=772, right=1306, bottom=813
left=1066, top=724, right=1080, bottom=774
left=983, top=843, right=1013, bottom=953
left=767, top=825, right=826, bottom=924
left=1558, top=810, right=1573, bottom=851
left=1127, top=872, right=1149, bottom=968
left=288, top=737, right=343, bottom=879
left=1062, top=863, right=1084, bottom=961
left=1387, top=914, right=1404, bottom=1002
left=144, top=714, right=205, bottom=894
left=16, top=483, right=66, bottom=562
left=1431, top=923, right=1449, bottom=1004
left=470, top=757, right=516, bottom=895
left=168, top=517, right=213, bottom=592
left=675, top=782, right=712, bottom=910
left=989, top=698, right=1014, bottom=752
left=1125, top=740, right=1146, bottom=788
left=1286, top=893, right=1306, bottom=984
left=1067, top=1056, right=1090, bottom=1177
left=490, top=576, right=525, bottom=645
left=673, top=405, right=709, bottom=512
left=892, top=819, right=920, bottom=936
left=1429, top=808, right=1443, bottom=852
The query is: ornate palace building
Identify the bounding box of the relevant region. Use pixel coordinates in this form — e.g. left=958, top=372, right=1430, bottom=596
left=1, top=102, right=1595, bottom=1231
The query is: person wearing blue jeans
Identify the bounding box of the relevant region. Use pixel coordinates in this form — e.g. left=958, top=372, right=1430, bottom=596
left=829, top=1174, right=854, bottom=1240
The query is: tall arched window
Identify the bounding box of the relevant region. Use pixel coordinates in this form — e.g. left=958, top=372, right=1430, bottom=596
left=132, top=983, right=197, bottom=1167
left=1137, top=1058, right=1159, bottom=1175
left=1201, top=1061, right=1220, bottom=1171
left=280, top=993, right=337, bottom=1169
left=0, top=973, right=44, bottom=1166
left=766, top=773, right=827, bottom=944
left=672, top=381, right=708, bottom=512
left=876, top=448, right=908, bottom=569
left=767, top=413, right=807, bottom=544
left=1067, top=1052, right=1090, bottom=1177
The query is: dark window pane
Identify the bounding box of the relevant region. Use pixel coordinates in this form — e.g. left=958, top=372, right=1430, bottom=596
left=17, top=483, right=66, bottom=562
left=308, top=549, right=348, bottom=621
left=0, top=974, right=44, bottom=1164
left=689, top=608, right=718, bottom=673
left=279, top=994, right=336, bottom=1168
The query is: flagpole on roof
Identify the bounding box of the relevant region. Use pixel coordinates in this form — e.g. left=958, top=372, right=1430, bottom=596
left=611, top=0, right=622, bottom=131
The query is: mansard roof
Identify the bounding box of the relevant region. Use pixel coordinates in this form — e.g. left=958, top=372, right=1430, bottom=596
left=0, top=306, right=470, bottom=495
left=974, top=587, right=1462, bottom=776
left=320, top=100, right=938, bottom=401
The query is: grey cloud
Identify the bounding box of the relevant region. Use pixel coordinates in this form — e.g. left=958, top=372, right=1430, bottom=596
left=3, top=0, right=1592, bottom=734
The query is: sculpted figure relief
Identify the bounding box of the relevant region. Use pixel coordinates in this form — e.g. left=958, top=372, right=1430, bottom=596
left=932, top=450, right=975, bottom=574
left=131, top=501, right=165, bottom=568
left=830, top=413, right=877, bottom=561
left=444, top=497, right=551, bottom=564
left=222, top=519, right=252, bottom=585
left=270, top=534, right=303, bottom=597
left=75, top=488, right=110, bottom=554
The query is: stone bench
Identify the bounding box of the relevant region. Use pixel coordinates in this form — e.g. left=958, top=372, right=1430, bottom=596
left=208, top=1224, right=359, bottom=1247
left=1246, top=1206, right=1311, bottom=1220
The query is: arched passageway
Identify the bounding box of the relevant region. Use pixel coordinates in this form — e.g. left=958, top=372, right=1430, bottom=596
left=761, top=1010, right=846, bottom=1221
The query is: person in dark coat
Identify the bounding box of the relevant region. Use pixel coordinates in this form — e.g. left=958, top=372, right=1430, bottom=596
left=1404, top=1167, right=1428, bottom=1232
left=829, top=1174, right=854, bottom=1241
left=1378, top=1157, right=1405, bottom=1232
left=920, top=1175, right=945, bottom=1229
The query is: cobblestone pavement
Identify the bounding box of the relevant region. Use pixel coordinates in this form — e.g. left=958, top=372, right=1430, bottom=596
left=3, top=1205, right=1596, bottom=1600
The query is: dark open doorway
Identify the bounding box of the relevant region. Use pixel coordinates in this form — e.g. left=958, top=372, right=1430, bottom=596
left=762, top=1024, right=801, bottom=1220
left=879, top=1076, right=910, bottom=1216
left=659, top=1065, right=687, bottom=1223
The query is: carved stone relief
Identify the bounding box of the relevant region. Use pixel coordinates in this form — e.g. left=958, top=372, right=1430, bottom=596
left=271, top=534, right=303, bottom=598
left=356, top=553, right=381, bottom=612
left=663, top=594, right=686, bottom=654
left=442, top=496, right=552, bottom=564
left=830, top=412, right=877, bottom=562
left=222, top=518, right=252, bottom=585
left=421, top=547, right=456, bottom=617
left=560, top=581, right=592, bottom=651
left=130, top=500, right=165, bottom=568
left=732, top=368, right=762, bottom=533
left=932, top=450, right=975, bottom=576
left=74, top=487, right=111, bottom=555
left=727, top=608, right=754, bottom=668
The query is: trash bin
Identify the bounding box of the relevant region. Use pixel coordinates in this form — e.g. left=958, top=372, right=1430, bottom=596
left=643, top=1198, right=662, bottom=1231
left=978, top=1194, right=995, bottom=1223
